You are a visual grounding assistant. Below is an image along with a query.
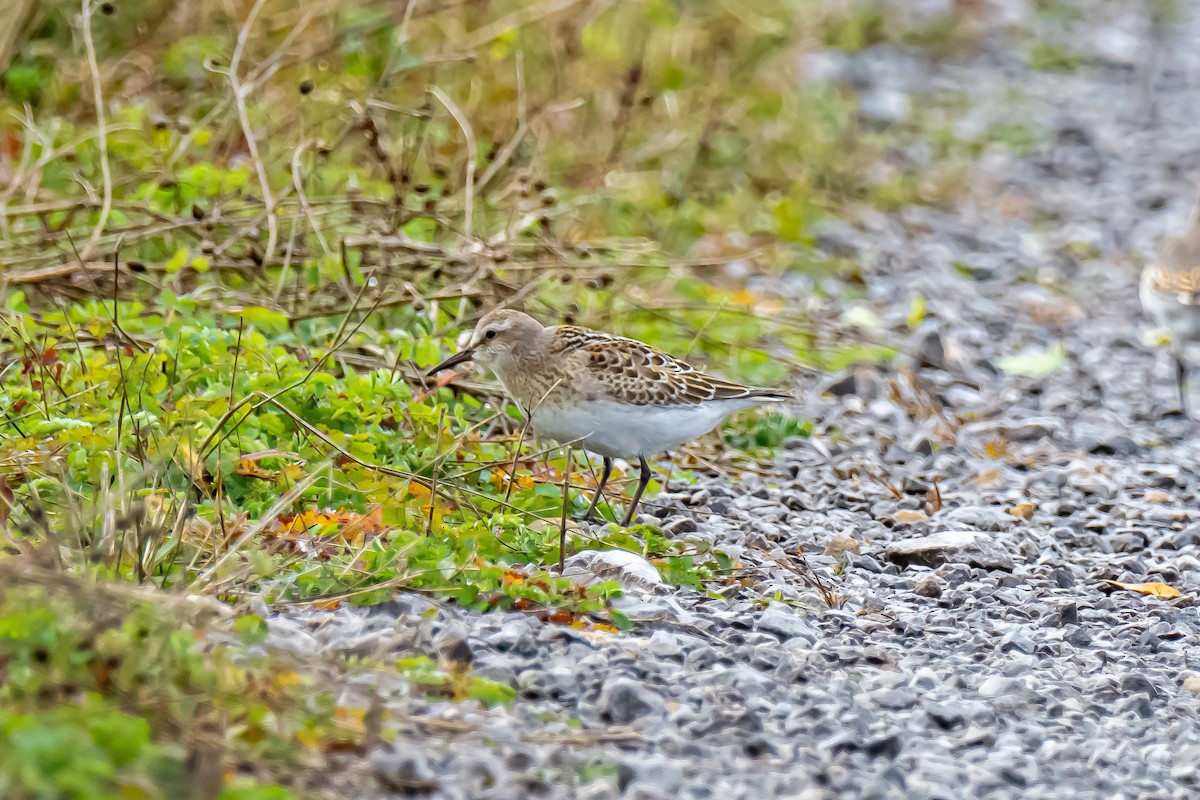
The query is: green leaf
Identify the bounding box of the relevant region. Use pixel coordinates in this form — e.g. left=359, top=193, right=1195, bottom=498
left=906, top=295, right=927, bottom=330
left=997, top=343, right=1067, bottom=378
left=164, top=249, right=188, bottom=274
left=238, top=306, right=289, bottom=335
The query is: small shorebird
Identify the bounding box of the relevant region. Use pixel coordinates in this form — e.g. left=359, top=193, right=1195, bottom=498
left=1142, top=211, right=1200, bottom=415
left=427, top=309, right=790, bottom=525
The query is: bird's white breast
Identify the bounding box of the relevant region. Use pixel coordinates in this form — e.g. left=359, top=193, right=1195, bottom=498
left=1142, top=272, right=1200, bottom=344
left=527, top=398, right=764, bottom=458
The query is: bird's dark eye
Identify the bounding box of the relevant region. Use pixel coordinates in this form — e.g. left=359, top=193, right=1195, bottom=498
left=484, top=330, right=497, bottom=340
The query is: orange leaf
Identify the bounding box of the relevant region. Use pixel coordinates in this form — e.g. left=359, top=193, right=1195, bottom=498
left=235, top=458, right=278, bottom=480
left=730, top=289, right=758, bottom=306
left=416, top=367, right=469, bottom=402
left=1104, top=581, right=1183, bottom=600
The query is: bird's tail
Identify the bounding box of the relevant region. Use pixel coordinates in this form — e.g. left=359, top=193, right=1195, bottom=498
left=744, top=387, right=791, bottom=402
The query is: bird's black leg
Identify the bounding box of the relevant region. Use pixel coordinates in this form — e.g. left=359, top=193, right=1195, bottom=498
left=1175, top=350, right=1190, bottom=417
left=620, top=455, right=653, bottom=527
left=583, top=456, right=614, bottom=522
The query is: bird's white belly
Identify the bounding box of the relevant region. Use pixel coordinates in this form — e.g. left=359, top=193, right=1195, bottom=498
left=527, top=399, right=755, bottom=458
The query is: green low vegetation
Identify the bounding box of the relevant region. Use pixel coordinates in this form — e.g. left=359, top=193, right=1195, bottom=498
left=0, top=0, right=1055, bottom=795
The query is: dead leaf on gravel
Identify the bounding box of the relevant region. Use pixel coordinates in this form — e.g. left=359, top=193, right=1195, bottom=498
left=1144, top=490, right=1170, bottom=504
left=1103, top=581, right=1183, bottom=600
left=893, top=509, right=928, bottom=524
left=824, top=534, right=861, bottom=557
left=1009, top=501, right=1036, bottom=520
left=973, top=467, right=1003, bottom=489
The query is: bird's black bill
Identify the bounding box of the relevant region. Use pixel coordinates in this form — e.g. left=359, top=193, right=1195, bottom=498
left=426, top=348, right=475, bottom=377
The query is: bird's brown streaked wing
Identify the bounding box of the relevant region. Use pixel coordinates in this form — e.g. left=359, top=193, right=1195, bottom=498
left=1147, top=265, right=1200, bottom=306
left=554, top=326, right=786, bottom=406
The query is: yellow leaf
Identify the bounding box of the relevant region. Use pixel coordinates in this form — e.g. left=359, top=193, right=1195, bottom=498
left=730, top=289, right=758, bottom=306
left=1103, top=581, right=1183, bottom=600
left=272, top=670, right=303, bottom=689
left=176, top=442, right=207, bottom=487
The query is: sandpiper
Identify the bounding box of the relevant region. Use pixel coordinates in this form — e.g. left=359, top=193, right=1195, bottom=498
left=1142, top=211, right=1200, bottom=415
left=427, top=309, right=791, bottom=525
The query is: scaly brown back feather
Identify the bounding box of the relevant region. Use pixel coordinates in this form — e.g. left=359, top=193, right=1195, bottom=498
left=549, top=326, right=789, bottom=406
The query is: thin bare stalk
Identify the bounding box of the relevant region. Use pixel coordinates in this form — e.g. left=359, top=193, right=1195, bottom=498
left=228, top=0, right=278, bottom=265
left=78, top=0, right=112, bottom=261
left=429, top=87, right=476, bottom=243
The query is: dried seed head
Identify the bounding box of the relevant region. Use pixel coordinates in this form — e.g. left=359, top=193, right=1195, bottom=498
left=299, top=79, right=314, bottom=95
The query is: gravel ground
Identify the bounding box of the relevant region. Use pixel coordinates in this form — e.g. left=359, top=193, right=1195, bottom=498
left=271, top=2, right=1200, bottom=797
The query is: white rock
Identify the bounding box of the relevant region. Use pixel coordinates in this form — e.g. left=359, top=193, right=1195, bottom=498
left=563, top=549, right=662, bottom=594
left=886, top=530, right=1016, bottom=570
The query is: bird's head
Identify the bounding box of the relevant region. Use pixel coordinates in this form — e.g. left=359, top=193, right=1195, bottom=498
left=426, top=309, right=545, bottom=376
